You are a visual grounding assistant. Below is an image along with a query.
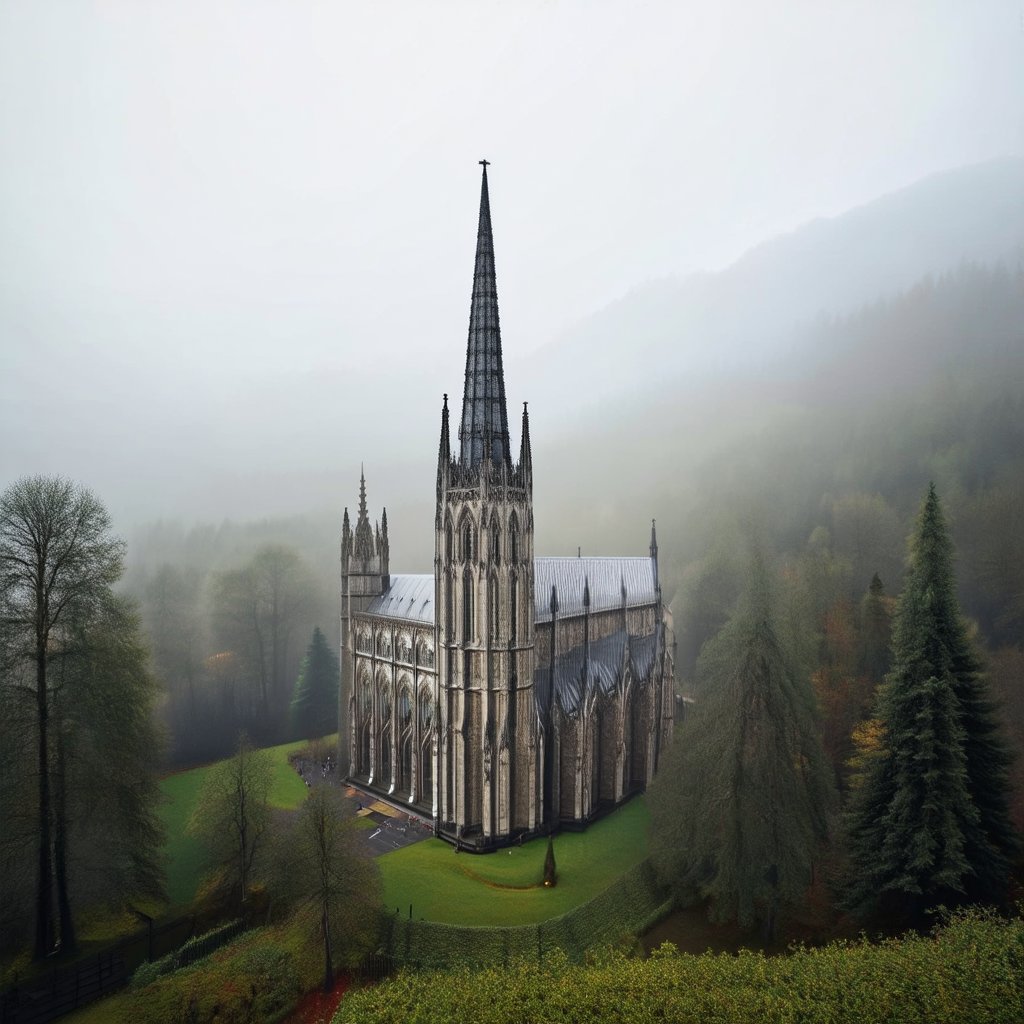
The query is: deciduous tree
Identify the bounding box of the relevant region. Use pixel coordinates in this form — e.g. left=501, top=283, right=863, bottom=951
left=269, top=786, right=381, bottom=990
left=0, top=476, right=128, bottom=958
left=188, top=732, right=273, bottom=904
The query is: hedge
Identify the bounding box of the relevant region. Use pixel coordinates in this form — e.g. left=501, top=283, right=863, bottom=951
left=337, top=909, right=1024, bottom=1024
left=130, top=918, right=246, bottom=989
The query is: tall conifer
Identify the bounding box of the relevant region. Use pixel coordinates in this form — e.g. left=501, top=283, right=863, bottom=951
left=649, top=549, right=834, bottom=941
left=289, top=627, right=340, bottom=740
left=844, top=484, right=1016, bottom=922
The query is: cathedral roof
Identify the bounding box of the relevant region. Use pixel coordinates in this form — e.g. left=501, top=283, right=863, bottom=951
left=458, top=161, right=512, bottom=469
left=533, top=556, right=657, bottom=622
left=365, top=574, right=434, bottom=625
left=359, top=556, right=657, bottom=630
left=534, top=622, right=664, bottom=717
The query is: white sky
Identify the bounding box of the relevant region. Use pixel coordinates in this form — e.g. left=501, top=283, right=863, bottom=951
left=1, top=0, right=1022, bottom=528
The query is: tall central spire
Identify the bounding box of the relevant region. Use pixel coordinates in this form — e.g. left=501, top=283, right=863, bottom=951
left=459, top=160, right=511, bottom=468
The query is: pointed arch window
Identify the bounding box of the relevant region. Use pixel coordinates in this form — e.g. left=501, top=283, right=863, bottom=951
left=490, top=573, right=500, bottom=641
left=491, top=521, right=500, bottom=565
left=463, top=523, right=474, bottom=564
left=509, top=515, right=519, bottom=564
left=419, top=690, right=434, bottom=731
left=462, top=568, right=474, bottom=643
left=509, top=571, right=518, bottom=645
left=445, top=521, right=454, bottom=562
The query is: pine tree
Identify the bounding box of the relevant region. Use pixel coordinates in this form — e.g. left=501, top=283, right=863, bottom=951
left=290, top=627, right=341, bottom=740
left=648, top=550, right=834, bottom=941
left=843, top=484, right=1017, bottom=923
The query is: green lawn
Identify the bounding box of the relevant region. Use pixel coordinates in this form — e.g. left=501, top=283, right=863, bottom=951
left=379, top=798, right=650, bottom=926
left=159, top=738, right=317, bottom=908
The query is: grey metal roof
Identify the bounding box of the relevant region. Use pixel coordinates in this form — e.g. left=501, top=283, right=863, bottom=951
left=534, top=623, right=663, bottom=716
left=533, top=557, right=657, bottom=622
left=360, top=555, right=656, bottom=631
left=365, top=574, right=435, bottom=625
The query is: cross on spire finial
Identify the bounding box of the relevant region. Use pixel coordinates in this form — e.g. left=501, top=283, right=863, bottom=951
left=479, top=159, right=490, bottom=167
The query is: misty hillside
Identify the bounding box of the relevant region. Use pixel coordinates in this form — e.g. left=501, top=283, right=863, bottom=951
left=532, top=261, right=1024, bottom=682
left=515, top=157, right=1024, bottom=429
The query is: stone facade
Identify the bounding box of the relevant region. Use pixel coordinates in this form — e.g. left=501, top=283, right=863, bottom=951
left=339, top=165, right=674, bottom=849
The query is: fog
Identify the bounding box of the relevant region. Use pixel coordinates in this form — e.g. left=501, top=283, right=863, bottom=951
left=1, top=1, right=1023, bottom=573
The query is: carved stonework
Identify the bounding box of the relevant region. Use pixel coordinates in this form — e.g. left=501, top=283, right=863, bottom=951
left=338, top=165, right=674, bottom=849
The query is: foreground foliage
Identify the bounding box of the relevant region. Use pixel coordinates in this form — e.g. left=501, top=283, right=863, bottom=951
left=335, top=910, right=1024, bottom=1024
left=66, top=917, right=327, bottom=1024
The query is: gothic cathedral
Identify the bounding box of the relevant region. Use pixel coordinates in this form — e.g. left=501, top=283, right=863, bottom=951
left=339, top=164, right=674, bottom=850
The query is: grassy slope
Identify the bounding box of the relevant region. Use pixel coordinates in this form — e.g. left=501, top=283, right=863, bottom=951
left=160, top=739, right=312, bottom=908
left=379, top=798, right=650, bottom=926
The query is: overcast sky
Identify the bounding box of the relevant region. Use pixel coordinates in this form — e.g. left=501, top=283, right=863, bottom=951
left=2, top=1, right=1022, bottom=531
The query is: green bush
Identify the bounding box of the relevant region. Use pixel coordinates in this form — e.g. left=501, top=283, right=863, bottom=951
left=336, top=910, right=1024, bottom=1024
left=70, top=920, right=322, bottom=1024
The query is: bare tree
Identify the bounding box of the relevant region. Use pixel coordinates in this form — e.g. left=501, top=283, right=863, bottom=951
left=188, top=732, right=273, bottom=904
left=0, top=476, right=124, bottom=959
left=270, top=786, right=381, bottom=990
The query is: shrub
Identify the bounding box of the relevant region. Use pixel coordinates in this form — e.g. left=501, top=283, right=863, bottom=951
left=335, top=909, right=1024, bottom=1024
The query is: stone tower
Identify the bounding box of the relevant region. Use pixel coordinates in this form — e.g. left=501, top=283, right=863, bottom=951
left=340, top=468, right=389, bottom=776
left=434, top=162, right=539, bottom=841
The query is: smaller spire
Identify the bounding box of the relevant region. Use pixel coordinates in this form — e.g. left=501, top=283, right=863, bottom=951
left=620, top=573, right=628, bottom=606
left=440, top=394, right=450, bottom=451
left=354, top=467, right=374, bottom=561
left=519, top=401, right=532, bottom=470
left=583, top=575, right=591, bottom=608
left=341, top=507, right=352, bottom=564
left=550, top=584, right=559, bottom=617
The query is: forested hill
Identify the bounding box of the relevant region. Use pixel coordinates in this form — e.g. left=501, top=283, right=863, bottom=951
left=536, top=261, right=1024, bottom=655
left=516, top=156, right=1023, bottom=427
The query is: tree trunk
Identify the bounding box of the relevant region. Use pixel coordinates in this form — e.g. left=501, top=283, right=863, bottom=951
left=322, top=905, right=334, bottom=992
left=54, top=728, right=77, bottom=955
left=34, top=643, right=55, bottom=960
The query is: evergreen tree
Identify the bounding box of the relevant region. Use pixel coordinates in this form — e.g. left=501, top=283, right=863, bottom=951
left=843, top=484, right=1017, bottom=923
left=648, top=549, right=834, bottom=941
left=543, top=835, right=557, bottom=887
left=289, top=627, right=340, bottom=740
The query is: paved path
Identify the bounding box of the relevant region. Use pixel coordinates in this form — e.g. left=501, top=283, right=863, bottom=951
left=291, top=758, right=432, bottom=857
